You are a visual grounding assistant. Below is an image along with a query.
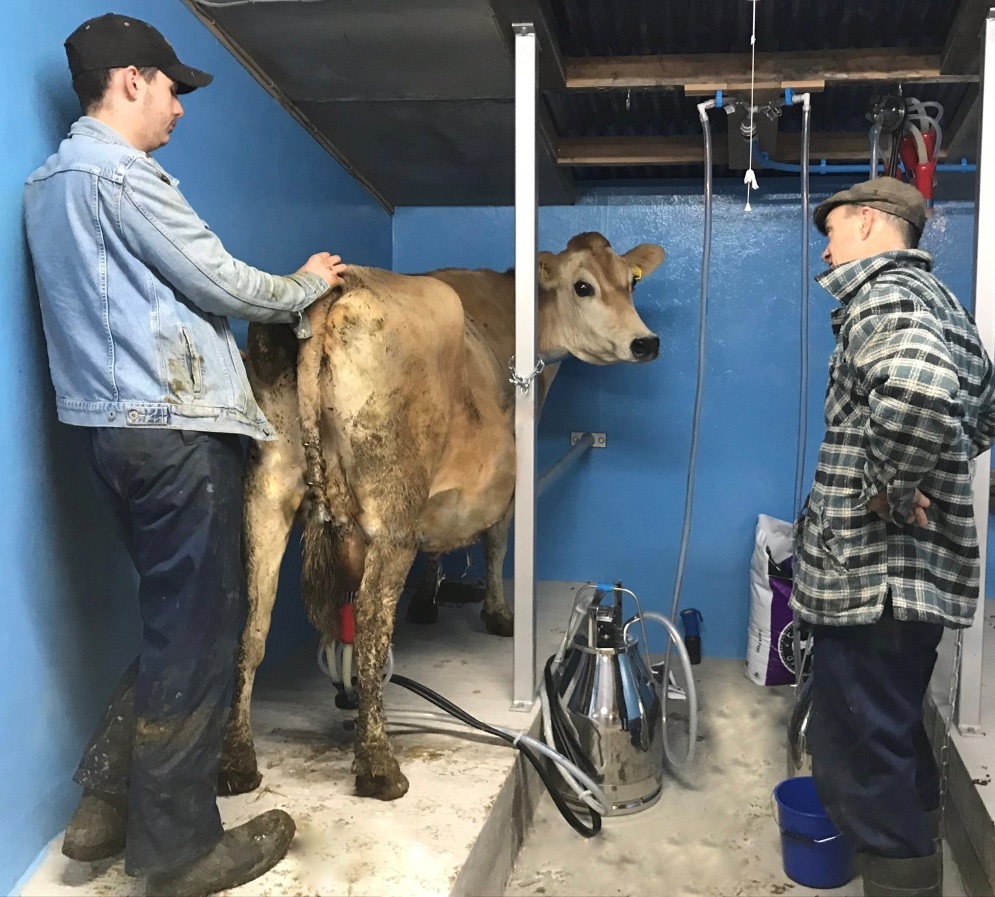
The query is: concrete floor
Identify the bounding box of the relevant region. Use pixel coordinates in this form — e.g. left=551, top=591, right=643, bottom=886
left=20, top=581, right=574, bottom=897
left=18, top=581, right=974, bottom=897
left=506, top=657, right=966, bottom=897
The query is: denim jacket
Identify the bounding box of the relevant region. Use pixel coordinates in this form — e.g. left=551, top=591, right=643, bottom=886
left=24, top=117, right=327, bottom=440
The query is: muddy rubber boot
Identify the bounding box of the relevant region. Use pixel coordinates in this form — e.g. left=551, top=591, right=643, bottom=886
left=62, top=789, right=128, bottom=862
left=862, top=852, right=942, bottom=897
left=146, top=809, right=295, bottom=897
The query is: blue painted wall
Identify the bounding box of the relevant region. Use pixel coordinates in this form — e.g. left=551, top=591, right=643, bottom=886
left=1, top=2, right=984, bottom=889
left=393, top=185, right=979, bottom=658
left=1, top=1, right=390, bottom=892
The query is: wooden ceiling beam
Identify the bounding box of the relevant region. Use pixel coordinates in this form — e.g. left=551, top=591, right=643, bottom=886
left=555, top=132, right=954, bottom=167
left=565, top=48, right=979, bottom=91
left=556, top=136, right=715, bottom=166
left=941, top=0, right=989, bottom=75
left=944, top=85, right=980, bottom=160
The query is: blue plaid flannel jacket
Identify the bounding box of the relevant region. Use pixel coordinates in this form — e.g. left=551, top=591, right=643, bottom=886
left=791, top=250, right=995, bottom=628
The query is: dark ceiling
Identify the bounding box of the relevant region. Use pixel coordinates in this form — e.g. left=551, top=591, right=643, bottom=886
left=181, top=0, right=987, bottom=211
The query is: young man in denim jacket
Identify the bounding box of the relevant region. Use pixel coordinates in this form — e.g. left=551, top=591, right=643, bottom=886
left=24, top=13, right=347, bottom=896
left=793, top=177, right=995, bottom=897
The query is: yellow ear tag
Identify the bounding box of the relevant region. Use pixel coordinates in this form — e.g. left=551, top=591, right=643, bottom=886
left=632, top=266, right=642, bottom=282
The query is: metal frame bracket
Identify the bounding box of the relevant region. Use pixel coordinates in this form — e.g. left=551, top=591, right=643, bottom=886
left=572, top=431, right=607, bottom=448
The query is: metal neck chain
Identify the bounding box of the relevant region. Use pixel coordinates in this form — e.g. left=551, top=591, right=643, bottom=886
left=508, top=355, right=545, bottom=393
left=938, top=628, right=964, bottom=839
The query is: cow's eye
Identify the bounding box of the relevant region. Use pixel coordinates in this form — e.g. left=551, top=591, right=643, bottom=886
left=574, top=280, right=594, bottom=297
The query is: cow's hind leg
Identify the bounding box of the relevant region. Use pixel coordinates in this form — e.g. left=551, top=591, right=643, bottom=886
left=219, top=442, right=303, bottom=795
left=481, top=510, right=514, bottom=636
left=405, top=553, right=441, bottom=625
left=353, top=539, right=416, bottom=800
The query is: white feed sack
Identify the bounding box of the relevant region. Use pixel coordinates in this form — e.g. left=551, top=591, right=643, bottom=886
left=745, top=514, right=807, bottom=686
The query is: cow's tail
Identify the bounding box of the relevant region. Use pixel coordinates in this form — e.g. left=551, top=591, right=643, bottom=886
left=297, top=295, right=334, bottom=528
left=296, top=291, right=365, bottom=646
left=301, top=513, right=341, bottom=643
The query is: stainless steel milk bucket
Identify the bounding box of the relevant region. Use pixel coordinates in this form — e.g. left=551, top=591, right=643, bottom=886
left=554, top=601, right=664, bottom=815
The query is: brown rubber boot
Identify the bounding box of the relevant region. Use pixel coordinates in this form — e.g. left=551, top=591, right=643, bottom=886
left=62, top=789, right=128, bottom=862
left=146, top=809, right=296, bottom=897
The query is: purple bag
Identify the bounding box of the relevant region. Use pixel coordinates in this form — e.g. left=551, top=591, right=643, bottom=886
left=746, top=515, right=802, bottom=686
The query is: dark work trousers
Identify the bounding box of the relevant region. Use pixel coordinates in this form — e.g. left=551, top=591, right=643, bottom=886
left=73, top=427, right=247, bottom=877
left=809, top=604, right=944, bottom=859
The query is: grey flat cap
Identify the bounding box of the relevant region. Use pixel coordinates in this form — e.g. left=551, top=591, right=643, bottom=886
left=813, top=177, right=926, bottom=237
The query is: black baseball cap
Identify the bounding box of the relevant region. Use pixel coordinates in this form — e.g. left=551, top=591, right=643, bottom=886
left=65, top=13, right=213, bottom=94
left=813, top=177, right=927, bottom=238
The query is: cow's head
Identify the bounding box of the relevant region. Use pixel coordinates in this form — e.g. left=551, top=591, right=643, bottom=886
left=537, top=232, right=664, bottom=365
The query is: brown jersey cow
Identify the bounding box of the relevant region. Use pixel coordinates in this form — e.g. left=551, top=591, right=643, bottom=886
left=220, top=232, right=664, bottom=801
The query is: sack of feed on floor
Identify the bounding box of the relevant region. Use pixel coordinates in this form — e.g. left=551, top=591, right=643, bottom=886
left=745, top=514, right=799, bottom=686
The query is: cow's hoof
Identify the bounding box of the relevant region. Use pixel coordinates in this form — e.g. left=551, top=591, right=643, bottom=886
left=218, top=739, right=262, bottom=796
left=218, top=763, right=262, bottom=796
left=355, top=770, right=409, bottom=801
left=405, top=593, right=439, bottom=625
left=481, top=605, right=514, bottom=637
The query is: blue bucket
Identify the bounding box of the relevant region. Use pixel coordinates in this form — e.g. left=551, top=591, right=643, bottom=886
left=773, top=777, right=856, bottom=889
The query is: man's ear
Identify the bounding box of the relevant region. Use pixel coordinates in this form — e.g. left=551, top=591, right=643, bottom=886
left=120, top=66, right=143, bottom=101
left=538, top=251, right=558, bottom=289
left=860, top=206, right=877, bottom=239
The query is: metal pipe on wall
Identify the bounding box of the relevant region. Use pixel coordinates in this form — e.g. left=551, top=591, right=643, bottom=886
left=536, top=433, right=596, bottom=499
left=512, top=22, right=538, bottom=710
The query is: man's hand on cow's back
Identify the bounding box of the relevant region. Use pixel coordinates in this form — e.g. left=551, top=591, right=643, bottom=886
left=300, top=252, right=348, bottom=291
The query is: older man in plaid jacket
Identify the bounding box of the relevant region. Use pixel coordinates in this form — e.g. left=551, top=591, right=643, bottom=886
left=792, top=177, right=995, bottom=897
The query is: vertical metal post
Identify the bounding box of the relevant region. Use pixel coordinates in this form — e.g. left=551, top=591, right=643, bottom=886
left=512, top=22, right=538, bottom=709
left=957, top=9, right=995, bottom=735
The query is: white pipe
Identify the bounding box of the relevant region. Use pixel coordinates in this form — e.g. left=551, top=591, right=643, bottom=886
left=958, top=12, right=995, bottom=735
left=625, top=611, right=699, bottom=773
left=512, top=22, right=539, bottom=711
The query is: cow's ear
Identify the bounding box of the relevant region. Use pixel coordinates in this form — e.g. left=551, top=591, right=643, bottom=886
left=623, top=244, right=666, bottom=278
left=538, top=251, right=559, bottom=289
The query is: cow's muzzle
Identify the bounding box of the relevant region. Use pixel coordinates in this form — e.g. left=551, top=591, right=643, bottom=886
left=630, top=335, right=660, bottom=362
